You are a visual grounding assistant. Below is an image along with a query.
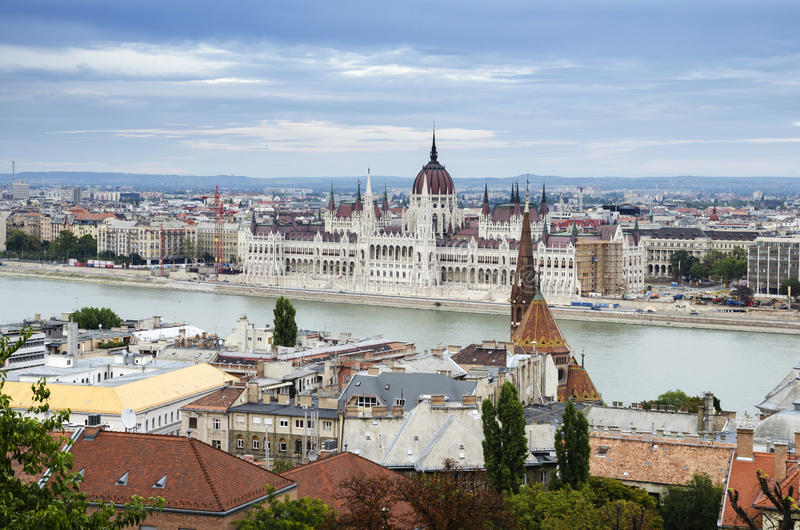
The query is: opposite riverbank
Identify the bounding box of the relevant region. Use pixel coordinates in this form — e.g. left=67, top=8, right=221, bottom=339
left=2, top=261, right=799, bottom=335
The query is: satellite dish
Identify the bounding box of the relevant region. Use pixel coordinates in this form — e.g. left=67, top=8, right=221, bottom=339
left=121, top=408, right=137, bottom=430
left=307, top=451, right=318, bottom=462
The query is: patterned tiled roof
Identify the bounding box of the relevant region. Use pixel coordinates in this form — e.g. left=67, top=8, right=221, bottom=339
left=68, top=428, right=294, bottom=513
left=181, top=385, right=245, bottom=412
left=720, top=452, right=775, bottom=527
left=559, top=362, right=602, bottom=403
left=511, top=293, right=571, bottom=354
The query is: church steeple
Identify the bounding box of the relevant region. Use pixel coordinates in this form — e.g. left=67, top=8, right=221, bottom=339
left=481, top=182, right=491, bottom=217
left=539, top=183, right=548, bottom=217
left=511, top=185, right=536, bottom=335
left=430, top=127, right=438, bottom=162
left=327, top=183, right=335, bottom=212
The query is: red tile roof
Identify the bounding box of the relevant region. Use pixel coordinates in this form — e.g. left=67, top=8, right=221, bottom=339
left=511, top=293, right=571, bottom=355
left=282, top=452, right=414, bottom=521
left=68, top=429, right=294, bottom=513
left=720, top=452, right=774, bottom=528
left=181, top=385, right=245, bottom=412
left=560, top=362, right=602, bottom=402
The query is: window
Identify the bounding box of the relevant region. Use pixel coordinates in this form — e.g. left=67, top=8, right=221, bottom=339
left=279, top=419, right=288, bottom=427
left=394, top=398, right=405, bottom=407
left=295, top=439, right=302, bottom=454
left=596, top=445, right=610, bottom=457
left=188, top=417, right=197, bottom=429
left=322, top=421, right=332, bottom=430
left=355, top=396, right=378, bottom=407
left=236, top=415, right=245, bottom=424
left=252, top=416, right=261, bottom=425
left=212, top=418, right=221, bottom=430
left=236, top=436, right=244, bottom=449
left=211, top=440, right=221, bottom=449
left=540, top=471, right=548, bottom=484
left=279, top=438, right=287, bottom=452
left=295, top=419, right=304, bottom=428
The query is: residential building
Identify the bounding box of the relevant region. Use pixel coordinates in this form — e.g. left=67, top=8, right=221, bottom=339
left=12, top=179, right=30, bottom=200
left=43, top=426, right=296, bottom=529
left=97, top=218, right=194, bottom=262
left=0, top=327, right=47, bottom=370
left=181, top=384, right=246, bottom=452
left=195, top=221, right=242, bottom=263
left=225, top=316, right=274, bottom=354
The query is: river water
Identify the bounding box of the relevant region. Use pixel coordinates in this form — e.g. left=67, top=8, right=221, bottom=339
left=1, top=276, right=797, bottom=416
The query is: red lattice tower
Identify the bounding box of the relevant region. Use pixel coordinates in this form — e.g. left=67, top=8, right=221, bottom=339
left=214, top=185, right=224, bottom=280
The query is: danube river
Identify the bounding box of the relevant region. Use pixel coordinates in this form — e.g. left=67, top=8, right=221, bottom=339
left=2, top=276, right=797, bottom=416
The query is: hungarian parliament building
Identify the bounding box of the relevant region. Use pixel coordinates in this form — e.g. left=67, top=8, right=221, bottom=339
left=242, top=136, right=645, bottom=300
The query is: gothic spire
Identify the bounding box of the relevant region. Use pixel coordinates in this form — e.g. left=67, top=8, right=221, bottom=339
left=328, top=183, right=335, bottom=212
left=482, top=182, right=491, bottom=217
left=539, top=183, right=548, bottom=217
left=430, top=126, right=438, bottom=162
left=510, top=184, right=536, bottom=335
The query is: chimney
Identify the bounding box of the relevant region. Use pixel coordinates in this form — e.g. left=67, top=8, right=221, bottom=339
left=34, top=313, right=41, bottom=321
left=246, top=381, right=259, bottom=404
left=372, top=405, right=387, bottom=416
left=697, top=405, right=705, bottom=432
left=257, top=360, right=265, bottom=378
left=66, top=321, right=78, bottom=365
left=704, top=392, right=715, bottom=432
left=774, top=442, right=788, bottom=482
left=794, top=432, right=800, bottom=455
left=462, top=395, right=478, bottom=406
left=391, top=405, right=404, bottom=416
left=367, top=366, right=379, bottom=376
left=391, top=365, right=406, bottom=373
left=737, top=428, right=754, bottom=460
left=277, top=393, right=290, bottom=405
left=299, top=394, right=312, bottom=408
left=430, top=395, right=446, bottom=407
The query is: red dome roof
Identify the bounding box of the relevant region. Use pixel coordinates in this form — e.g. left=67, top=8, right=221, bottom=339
left=412, top=133, right=455, bottom=196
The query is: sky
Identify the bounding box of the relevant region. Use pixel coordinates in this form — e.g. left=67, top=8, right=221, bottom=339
left=1, top=0, right=799, bottom=180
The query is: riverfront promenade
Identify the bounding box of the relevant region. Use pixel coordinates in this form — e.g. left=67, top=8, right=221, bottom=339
left=2, top=260, right=798, bottom=334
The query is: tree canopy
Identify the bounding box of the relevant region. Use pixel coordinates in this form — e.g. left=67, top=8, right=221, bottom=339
left=638, top=389, right=721, bottom=414
left=233, top=487, right=333, bottom=530
left=0, top=329, right=163, bottom=528
left=669, top=250, right=697, bottom=280
left=71, top=306, right=123, bottom=330
left=272, top=296, right=298, bottom=348
left=553, top=399, right=590, bottom=489
left=481, top=382, right=528, bottom=494
left=782, top=278, right=800, bottom=298
left=4, top=230, right=42, bottom=255
left=661, top=473, right=723, bottom=530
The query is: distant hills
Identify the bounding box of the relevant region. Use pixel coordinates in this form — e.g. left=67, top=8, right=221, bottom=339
left=3, top=171, right=799, bottom=195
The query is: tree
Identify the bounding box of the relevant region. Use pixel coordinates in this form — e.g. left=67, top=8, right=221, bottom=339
left=712, top=256, right=746, bottom=284
left=183, top=237, right=196, bottom=265
left=76, top=234, right=97, bottom=259
left=71, top=306, right=123, bottom=330
left=51, top=231, right=80, bottom=260
left=553, top=399, right=590, bottom=489
left=728, top=468, right=798, bottom=530
left=661, top=473, right=723, bottom=530
left=5, top=230, right=41, bottom=255
left=481, top=381, right=528, bottom=494
left=273, top=296, right=298, bottom=348
left=733, top=285, right=754, bottom=306
left=509, top=484, right=602, bottom=530
left=688, top=261, right=710, bottom=282
left=669, top=250, right=697, bottom=280
left=0, top=330, right=163, bottom=528
left=234, top=487, right=333, bottom=530
left=782, top=278, right=800, bottom=298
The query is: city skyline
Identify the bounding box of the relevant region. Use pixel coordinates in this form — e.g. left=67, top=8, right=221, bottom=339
left=1, top=1, right=799, bottom=179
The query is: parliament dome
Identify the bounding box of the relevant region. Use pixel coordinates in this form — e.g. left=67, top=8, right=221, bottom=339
left=412, top=133, right=455, bottom=196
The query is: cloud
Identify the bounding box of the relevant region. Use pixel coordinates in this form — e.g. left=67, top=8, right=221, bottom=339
left=0, top=43, right=236, bottom=77
left=55, top=120, right=501, bottom=153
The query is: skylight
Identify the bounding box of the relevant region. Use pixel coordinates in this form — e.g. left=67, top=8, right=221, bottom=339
left=153, top=474, right=167, bottom=488
left=115, top=471, right=129, bottom=486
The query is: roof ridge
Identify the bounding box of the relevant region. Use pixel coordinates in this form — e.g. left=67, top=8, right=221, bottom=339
left=188, top=438, right=225, bottom=511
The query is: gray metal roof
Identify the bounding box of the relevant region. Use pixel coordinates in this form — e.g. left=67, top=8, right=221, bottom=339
left=339, top=372, right=477, bottom=413
left=229, top=399, right=339, bottom=419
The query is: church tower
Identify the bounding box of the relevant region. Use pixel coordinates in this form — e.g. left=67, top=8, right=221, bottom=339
left=510, top=187, right=537, bottom=334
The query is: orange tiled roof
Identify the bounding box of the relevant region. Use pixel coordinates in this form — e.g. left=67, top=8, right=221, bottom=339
left=281, top=452, right=415, bottom=523
left=752, top=461, right=800, bottom=512
left=181, top=385, right=245, bottom=412
left=589, top=433, right=733, bottom=488
left=558, top=362, right=601, bottom=402
left=720, top=452, right=775, bottom=528
left=511, top=292, right=571, bottom=354
left=68, top=428, right=294, bottom=512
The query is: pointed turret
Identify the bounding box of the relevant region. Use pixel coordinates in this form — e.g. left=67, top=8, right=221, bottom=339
left=430, top=127, right=438, bottom=163
left=541, top=221, right=549, bottom=246
left=327, top=183, right=335, bottom=212
left=633, top=218, right=641, bottom=245
left=353, top=181, right=363, bottom=212
left=510, top=185, right=536, bottom=335
left=382, top=184, right=389, bottom=213
left=365, top=168, right=373, bottom=196
left=539, top=183, right=548, bottom=217
left=481, top=182, right=491, bottom=216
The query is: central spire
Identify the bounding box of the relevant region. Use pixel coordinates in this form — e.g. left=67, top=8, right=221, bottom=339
left=430, top=125, right=438, bottom=162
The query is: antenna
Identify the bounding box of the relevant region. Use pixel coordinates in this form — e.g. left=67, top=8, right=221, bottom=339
left=121, top=408, right=137, bottom=431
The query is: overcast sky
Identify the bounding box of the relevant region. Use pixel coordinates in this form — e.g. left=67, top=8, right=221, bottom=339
left=1, top=1, right=799, bottom=180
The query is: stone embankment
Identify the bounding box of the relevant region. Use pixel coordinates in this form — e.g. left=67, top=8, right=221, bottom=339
left=2, top=260, right=799, bottom=334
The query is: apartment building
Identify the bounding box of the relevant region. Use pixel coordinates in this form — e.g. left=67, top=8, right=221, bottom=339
left=748, top=235, right=800, bottom=295
left=97, top=218, right=195, bottom=262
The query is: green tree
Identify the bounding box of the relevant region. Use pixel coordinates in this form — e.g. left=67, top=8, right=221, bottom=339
left=688, top=261, right=710, bottom=282
left=51, top=230, right=80, bottom=260
left=233, top=487, right=333, bottom=530
left=731, top=246, right=747, bottom=260
left=509, top=484, right=602, bottom=530
left=702, top=250, right=726, bottom=269
left=712, top=256, right=746, bottom=284
left=669, top=250, right=690, bottom=279
left=660, top=473, right=723, bottom=530
left=71, top=306, right=123, bottom=330
left=0, top=330, right=163, bottom=528
left=5, top=230, right=41, bottom=255
left=272, top=296, right=298, bottom=348
left=553, top=399, right=590, bottom=489
left=183, top=237, right=196, bottom=264
left=76, top=234, right=97, bottom=259
left=733, top=285, right=753, bottom=306
left=782, top=278, right=800, bottom=298
left=481, top=381, right=528, bottom=494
